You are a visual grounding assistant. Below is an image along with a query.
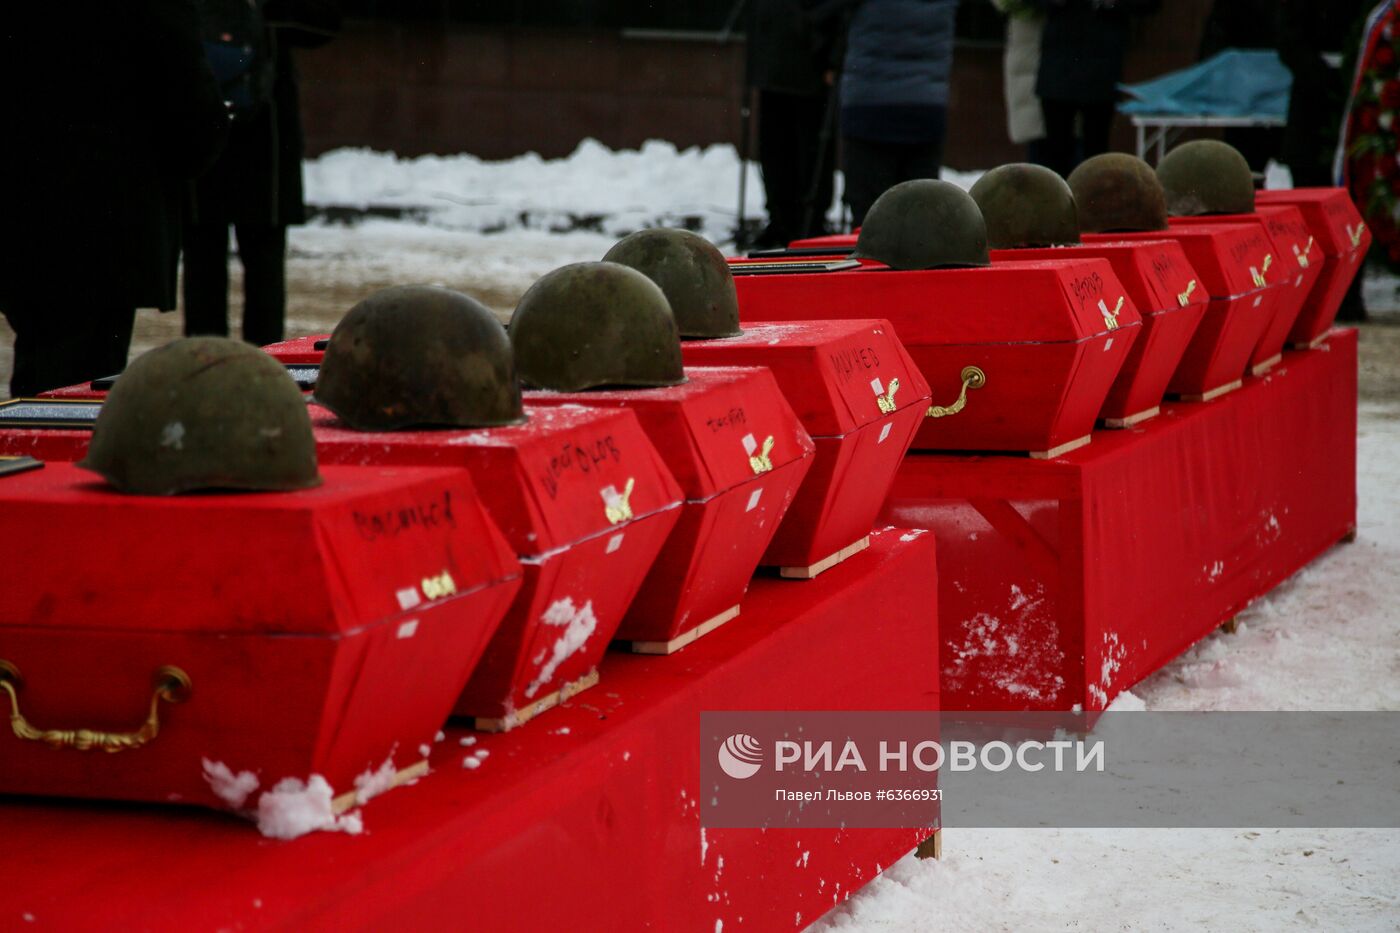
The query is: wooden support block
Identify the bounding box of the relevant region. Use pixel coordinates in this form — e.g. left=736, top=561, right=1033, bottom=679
left=779, top=535, right=872, bottom=580
left=914, top=829, right=943, bottom=860
left=331, top=759, right=430, bottom=814
left=469, top=669, right=601, bottom=733
left=1288, top=332, right=1332, bottom=351
left=1102, top=406, right=1160, bottom=429
left=1342, top=526, right=1358, bottom=544
left=1251, top=355, right=1283, bottom=376
left=1028, top=435, right=1091, bottom=460
left=1175, top=379, right=1242, bottom=403
left=1220, top=618, right=1239, bottom=634
left=626, top=604, right=742, bottom=655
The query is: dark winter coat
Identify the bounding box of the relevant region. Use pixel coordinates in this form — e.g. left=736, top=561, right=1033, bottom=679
left=746, top=0, right=838, bottom=96
left=0, top=1, right=230, bottom=311
left=189, top=0, right=340, bottom=228
left=835, top=0, right=958, bottom=144
left=1033, top=0, right=1159, bottom=104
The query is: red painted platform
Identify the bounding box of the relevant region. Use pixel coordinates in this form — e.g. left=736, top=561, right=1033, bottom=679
left=0, top=530, right=937, bottom=931
left=881, top=329, right=1357, bottom=712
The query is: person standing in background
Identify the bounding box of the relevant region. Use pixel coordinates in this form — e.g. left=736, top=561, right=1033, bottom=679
left=1031, top=0, right=1158, bottom=179
left=0, top=2, right=230, bottom=398
left=183, top=0, right=340, bottom=348
left=994, top=0, right=1049, bottom=164
left=746, top=0, right=842, bottom=249
left=833, top=0, right=959, bottom=226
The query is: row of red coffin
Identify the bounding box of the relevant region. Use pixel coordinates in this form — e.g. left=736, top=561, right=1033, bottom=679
left=0, top=187, right=1367, bottom=819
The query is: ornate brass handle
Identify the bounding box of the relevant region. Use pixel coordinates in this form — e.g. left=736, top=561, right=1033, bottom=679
left=876, top=377, right=901, bottom=414
left=0, top=659, right=191, bottom=753
left=1098, top=296, right=1124, bottom=331
left=926, top=366, right=987, bottom=419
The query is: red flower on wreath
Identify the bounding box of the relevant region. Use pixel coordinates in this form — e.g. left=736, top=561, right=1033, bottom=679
left=1377, top=45, right=1397, bottom=69
left=1359, top=107, right=1381, bottom=133
left=1380, top=79, right=1400, bottom=110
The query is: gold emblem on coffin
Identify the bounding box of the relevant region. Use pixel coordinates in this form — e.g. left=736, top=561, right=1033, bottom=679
left=602, top=477, right=636, bottom=525
left=1294, top=236, right=1314, bottom=268
left=421, top=569, right=458, bottom=601
left=0, top=659, right=191, bottom=753
left=1098, top=296, right=1125, bottom=331
left=876, top=377, right=901, bottom=414
left=926, top=366, right=987, bottom=419
left=1177, top=279, right=1197, bottom=307
left=748, top=436, right=775, bottom=475
left=1347, top=223, right=1365, bottom=248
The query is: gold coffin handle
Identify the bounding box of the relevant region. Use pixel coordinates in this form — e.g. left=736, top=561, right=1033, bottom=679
left=0, top=659, right=191, bottom=753
left=926, top=366, right=987, bottom=419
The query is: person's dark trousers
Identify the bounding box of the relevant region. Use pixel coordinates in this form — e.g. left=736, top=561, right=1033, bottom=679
left=183, top=222, right=289, bottom=347
left=1039, top=98, right=1115, bottom=178
left=5, top=304, right=135, bottom=397
left=842, top=135, right=945, bottom=227
left=757, top=89, right=837, bottom=247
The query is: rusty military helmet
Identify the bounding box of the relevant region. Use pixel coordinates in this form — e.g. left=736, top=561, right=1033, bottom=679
left=969, top=163, right=1080, bottom=249
left=316, top=285, right=524, bottom=431
left=510, top=261, right=685, bottom=391
left=853, top=179, right=991, bottom=270
left=1155, top=139, right=1255, bottom=216
left=602, top=228, right=741, bottom=339
left=1068, top=152, right=1170, bottom=232
left=79, top=337, right=321, bottom=495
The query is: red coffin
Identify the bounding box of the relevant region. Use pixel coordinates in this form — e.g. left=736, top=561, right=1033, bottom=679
left=1167, top=205, right=1323, bottom=373
left=992, top=241, right=1209, bottom=426
left=679, top=320, right=930, bottom=574
left=1256, top=187, right=1372, bottom=346
left=732, top=258, right=1142, bottom=457
left=0, top=398, right=101, bottom=460
left=262, top=334, right=330, bottom=363
left=0, top=462, right=522, bottom=819
left=1083, top=224, right=1282, bottom=399
left=308, top=404, right=684, bottom=729
left=527, top=367, right=815, bottom=653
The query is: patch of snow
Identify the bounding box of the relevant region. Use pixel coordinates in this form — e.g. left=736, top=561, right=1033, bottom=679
left=524, top=597, right=599, bottom=699
left=202, top=759, right=259, bottom=810
left=353, top=756, right=399, bottom=806
left=254, top=776, right=362, bottom=840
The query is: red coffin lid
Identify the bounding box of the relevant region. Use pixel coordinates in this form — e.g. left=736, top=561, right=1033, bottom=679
left=734, top=258, right=1139, bottom=344
left=992, top=240, right=1208, bottom=317
left=1167, top=208, right=1321, bottom=286
left=525, top=367, right=814, bottom=501
left=1257, top=188, right=1371, bottom=258
left=1084, top=224, right=1270, bottom=301
left=0, top=462, right=521, bottom=636
left=261, top=334, right=330, bottom=364
left=677, top=319, right=931, bottom=437
left=309, top=404, right=683, bottom=559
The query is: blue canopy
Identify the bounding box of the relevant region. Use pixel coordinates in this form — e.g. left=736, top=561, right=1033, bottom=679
left=1118, top=48, right=1292, bottom=119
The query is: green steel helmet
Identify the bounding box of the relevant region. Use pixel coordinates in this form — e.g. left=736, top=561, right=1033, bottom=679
left=1156, top=139, right=1255, bottom=216
left=853, top=179, right=990, bottom=270
left=79, top=337, right=321, bottom=495
left=602, top=228, right=741, bottom=339
left=969, top=163, right=1080, bottom=249
left=1068, top=152, right=1169, bottom=232
left=316, top=285, right=524, bottom=431
left=511, top=261, right=685, bottom=391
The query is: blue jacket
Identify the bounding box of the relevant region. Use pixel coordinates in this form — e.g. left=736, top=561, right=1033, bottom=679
left=838, top=0, right=959, bottom=144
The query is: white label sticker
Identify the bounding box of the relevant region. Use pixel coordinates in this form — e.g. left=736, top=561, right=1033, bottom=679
left=606, top=533, right=625, bottom=554
left=1104, top=337, right=1114, bottom=352
left=878, top=422, right=893, bottom=444
left=396, top=587, right=422, bottom=611
left=397, top=619, right=420, bottom=639
left=741, top=433, right=758, bottom=455
left=1295, top=274, right=1304, bottom=287
left=1253, top=296, right=1263, bottom=307
left=746, top=488, right=763, bottom=512
left=870, top=377, right=884, bottom=396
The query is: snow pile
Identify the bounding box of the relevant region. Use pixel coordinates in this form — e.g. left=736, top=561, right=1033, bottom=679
left=202, top=758, right=259, bottom=810
left=255, top=776, right=363, bottom=841
left=303, top=139, right=982, bottom=245
left=524, top=597, right=599, bottom=699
